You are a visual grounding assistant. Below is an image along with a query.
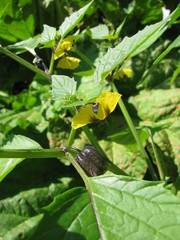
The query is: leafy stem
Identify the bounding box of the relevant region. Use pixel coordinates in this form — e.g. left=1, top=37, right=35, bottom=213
left=110, top=81, right=158, bottom=180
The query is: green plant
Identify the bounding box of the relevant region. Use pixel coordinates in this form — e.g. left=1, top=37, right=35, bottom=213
left=0, top=1, right=180, bottom=239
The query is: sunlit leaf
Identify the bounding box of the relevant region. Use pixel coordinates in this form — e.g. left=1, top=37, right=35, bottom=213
left=89, top=175, right=180, bottom=239
left=52, top=75, right=77, bottom=104
left=87, top=24, right=109, bottom=40
left=94, top=4, right=180, bottom=84
left=33, top=176, right=180, bottom=239
left=40, top=24, right=56, bottom=48
left=59, top=0, right=93, bottom=39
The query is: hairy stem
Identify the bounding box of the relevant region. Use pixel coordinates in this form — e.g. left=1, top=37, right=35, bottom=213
left=0, top=149, right=65, bottom=158
left=0, top=45, right=51, bottom=82
left=68, top=128, right=76, bottom=146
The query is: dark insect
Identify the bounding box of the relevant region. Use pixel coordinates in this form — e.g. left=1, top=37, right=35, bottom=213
left=75, top=144, right=108, bottom=176
left=33, top=56, right=50, bottom=76
left=91, top=102, right=99, bottom=114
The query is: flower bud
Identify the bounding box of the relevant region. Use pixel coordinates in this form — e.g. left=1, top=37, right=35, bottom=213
left=75, top=145, right=108, bottom=176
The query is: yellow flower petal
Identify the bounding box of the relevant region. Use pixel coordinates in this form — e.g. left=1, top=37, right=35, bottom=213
left=113, top=68, right=132, bottom=80
left=54, top=37, right=73, bottom=60
left=57, top=56, right=81, bottom=69
left=123, top=69, right=132, bottom=78
left=72, top=90, right=121, bottom=129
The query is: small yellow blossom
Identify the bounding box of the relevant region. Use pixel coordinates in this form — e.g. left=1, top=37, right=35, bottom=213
left=72, top=90, right=121, bottom=129
left=113, top=68, right=132, bottom=80
left=54, top=37, right=73, bottom=60
left=57, top=56, right=81, bottom=69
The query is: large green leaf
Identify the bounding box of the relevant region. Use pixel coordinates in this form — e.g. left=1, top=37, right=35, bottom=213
left=129, top=89, right=180, bottom=122
left=89, top=175, right=180, bottom=239
left=33, top=187, right=99, bottom=239
left=33, top=176, right=180, bottom=239
left=0, top=135, right=42, bottom=182
left=58, top=0, right=93, bottom=39
left=94, top=4, right=180, bottom=84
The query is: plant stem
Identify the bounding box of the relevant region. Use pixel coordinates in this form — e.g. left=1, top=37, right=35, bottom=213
left=49, top=51, right=55, bottom=75
left=110, top=82, right=158, bottom=180
left=0, top=45, right=51, bottom=82
left=0, top=149, right=65, bottom=158
left=82, top=126, right=106, bottom=158
left=71, top=48, right=95, bottom=69
left=66, top=152, right=89, bottom=188
left=68, top=128, right=76, bottom=146
left=172, top=175, right=180, bottom=195
left=148, top=129, right=165, bottom=181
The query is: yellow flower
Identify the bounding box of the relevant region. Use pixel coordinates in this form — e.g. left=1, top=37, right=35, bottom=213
left=72, top=90, right=121, bottom=129
left=54, top=37, right=73, bottom=60
left=113, top=68, right=132, bottom=80
left=57, top=56, right=81, bottom=69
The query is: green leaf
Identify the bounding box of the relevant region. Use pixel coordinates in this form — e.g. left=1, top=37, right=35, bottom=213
left=1, top=214, right=43, bottom=240
left=0, top=135, right=42, bottom=182
left=40, top=24, right=56, bottom=48
left=89, top=175, right=180, bottom=239
left=113, top=18, right=126, bottom=39
left=108, top=128, right=149, bottom=151
left=0, top=183, right=69, bottom=216
left=139, top=35, right=180, bottom=85
left=99, top=140, right=147, bottom=178
left=94, top=4, right=180, bottom=84
left=129, top=89, right=180, bottom=122
left=33, top=176, right=180, bottom=239
left=52, top=75, right=77, bottom=105
left=59, top=0, right=93, bottom=39
left=33, top=187, right=99, bottom=239
left=6, top=37, right=40, bottom=55
left=87, top=24, right=109, bottom=40
left=170, top=63, right=180, bottom=85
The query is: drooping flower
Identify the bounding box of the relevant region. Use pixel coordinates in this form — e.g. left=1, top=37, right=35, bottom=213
left=72, top=90, right=121, bottom=129
left=54, top=37, right=73, bottom=60
left=57, top=56, right=81, bottom=69
left=113, top=68, right=132, bottom=80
